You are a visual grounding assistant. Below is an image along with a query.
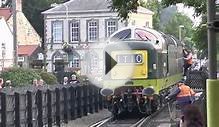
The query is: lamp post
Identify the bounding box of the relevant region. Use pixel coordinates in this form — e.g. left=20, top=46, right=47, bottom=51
left=179, top=25, right=184, bottom=41
left=1, top=43, right=5, bottom=71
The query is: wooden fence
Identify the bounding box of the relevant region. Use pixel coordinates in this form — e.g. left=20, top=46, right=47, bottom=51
left=0, top=82, right=105, bottom=127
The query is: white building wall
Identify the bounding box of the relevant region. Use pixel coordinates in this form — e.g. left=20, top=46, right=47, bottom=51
left=44, top=12, right=134, bottom=72
left=0, top=18, right=14, bottom=70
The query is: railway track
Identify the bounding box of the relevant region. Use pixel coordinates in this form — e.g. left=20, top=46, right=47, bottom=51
left=89, top=103, right=168, bottom=127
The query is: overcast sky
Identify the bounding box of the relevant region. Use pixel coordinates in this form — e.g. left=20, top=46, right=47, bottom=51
left=176, top=3, right=202, bottom=26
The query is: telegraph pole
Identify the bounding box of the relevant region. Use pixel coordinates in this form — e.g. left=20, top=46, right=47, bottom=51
left=207, top=0, right=219, bottom=127
left=12, top=0, right=18, bottom=66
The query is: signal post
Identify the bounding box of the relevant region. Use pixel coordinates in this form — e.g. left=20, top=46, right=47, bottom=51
left=207, top=0, right=219, bottom=127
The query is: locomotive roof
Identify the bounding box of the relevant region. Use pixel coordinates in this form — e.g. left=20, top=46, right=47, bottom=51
left=108, top=26, right=182, bottom=50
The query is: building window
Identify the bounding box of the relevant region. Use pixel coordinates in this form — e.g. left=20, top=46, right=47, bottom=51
left=87, top=20, right=98, bottom=42
left=70, top=20, right=80, bottom=42
left=72, top=57, right=80, bottom=68
left=68, top=52, right=80, bottom=68
left=106, top=19, right=117, bottom=37
left=52, top=21, right=63, bottom=43
left=145, top=21, right=149, bottom=27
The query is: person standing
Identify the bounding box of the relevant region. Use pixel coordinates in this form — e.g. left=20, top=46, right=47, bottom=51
left=180, top=105, right=204, bottom=127
left=32, top=79, right=38, bottom=86
left=69, top=74, right=80, bottom=84
left=183, top=49, right=193, bottom=76
left=0, top=78, right=4, bottom=89
left=63, top=77, right=68, bottom=85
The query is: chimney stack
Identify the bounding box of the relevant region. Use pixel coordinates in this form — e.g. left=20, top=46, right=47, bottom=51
left=16, top=0, right=22, bottom=12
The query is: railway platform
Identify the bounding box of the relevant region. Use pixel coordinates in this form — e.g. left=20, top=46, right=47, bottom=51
left=141, top=91, right=205, bottom=127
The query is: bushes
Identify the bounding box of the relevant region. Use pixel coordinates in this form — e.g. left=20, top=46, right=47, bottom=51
left=0, top=68, right=58, bottom=86
left=39, top=71, right=58, bottom=85
left=1, top=68, right=41, bottom=86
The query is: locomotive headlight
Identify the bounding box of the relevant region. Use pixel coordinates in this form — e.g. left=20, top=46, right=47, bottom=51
left=142, top=87, right=155, bottom=96
left=153, top=63, right=157, bottom=70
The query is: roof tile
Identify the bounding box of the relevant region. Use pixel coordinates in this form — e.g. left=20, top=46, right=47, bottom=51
left=18, top=45, right=39, bottom=56
left=0, top=8, right=12, bottom=20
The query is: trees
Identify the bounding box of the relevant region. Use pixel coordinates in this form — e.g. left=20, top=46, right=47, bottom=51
left=163, top=12, right=193, bottom=39
left=162, top=12, right=194, bottom=48
left=110, top=0, right=139, bottom=20
left=22, top=0, right=64, bottom=38
left=1, top=0, right=64, bottom=38
left=161, top=0, right=207, bottom=53
left=161, top=0, right=206, bottom=16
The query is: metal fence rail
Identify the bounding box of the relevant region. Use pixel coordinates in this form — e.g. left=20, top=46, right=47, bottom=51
left=0, top=83, right=104, bottom=127
left=186, top=70, right=208, bottom=90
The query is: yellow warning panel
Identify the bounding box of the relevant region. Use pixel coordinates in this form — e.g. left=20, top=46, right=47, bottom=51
left=111, top=50, right=148, bottom=79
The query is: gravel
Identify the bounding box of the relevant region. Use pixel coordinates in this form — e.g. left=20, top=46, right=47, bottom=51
left=60, top=109, right=111, bottom=127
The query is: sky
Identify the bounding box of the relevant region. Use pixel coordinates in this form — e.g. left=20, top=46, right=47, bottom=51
left=176, top=3, right=202, bottom=27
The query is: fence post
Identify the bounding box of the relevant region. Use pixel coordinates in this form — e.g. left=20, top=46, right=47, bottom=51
left=63, top=87, right=68, bottom=123
left=94, top=86, right=99, bottom=112
left=36, top=90, right=43, bottom=127
left=88, top=85, right=94, bottom=114
left=14, top=92, right=20, bottom=127
left=27, top=91, right=33, bottom=127
left=1, top=92, right=7, bottom=127
left=83, top=85, right=88, bottom=116
left=55, top=88, right=60, bottom=126
left=99, top=88, right=103, bottom=110
left=47, top=89, right=52, bottom=127
left=69, top=86, right=75, bottom=120
left=76, top=86, right=82, bottom=118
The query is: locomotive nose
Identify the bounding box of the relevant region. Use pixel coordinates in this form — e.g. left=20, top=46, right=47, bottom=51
left=100, top=88, right=114, bottom=96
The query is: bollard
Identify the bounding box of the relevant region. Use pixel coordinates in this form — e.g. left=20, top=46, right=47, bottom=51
left=55, top=88, right=61, bottom=126
left=14, top=92, right=20, bottom=127
left=63, top=87, right=68, bottom=123
left=99, top=89, right=103, bottom=110
left=47, top=89, right=52, bottom=127
left=36, top=90, right=43, bottom=127
left=27, top=91, right=33, bottom=127
left=69, top=86, right=76, bottom=120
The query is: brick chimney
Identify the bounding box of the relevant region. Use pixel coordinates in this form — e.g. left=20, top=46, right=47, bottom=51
left=16, top=0, right=22, bottom=12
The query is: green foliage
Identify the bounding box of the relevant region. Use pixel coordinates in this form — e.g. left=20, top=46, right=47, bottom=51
left=110, top=0, right=139, bottom=20
left=22, top=0, right=64, bottom=38
left=162, top=12, right=193, bottom=40
left=191, top=16, right=207, bottom=54
left=161, top=0, right=206, bottom=16
left=39, top=71, right=58, bottom=85
left=0, top=68, right=41, bottom=86
left=0, top=68, right=58, bottom=86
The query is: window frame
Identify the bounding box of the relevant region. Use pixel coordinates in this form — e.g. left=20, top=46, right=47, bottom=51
left=68, top=52, right=80, bottom=68
left=87, top=19, right=99, bottom=42
left=69, top=20, right=80, bottom=43
left=105, top=19, right=118, bottom=37
left=51, top=20, right=63, bottom=43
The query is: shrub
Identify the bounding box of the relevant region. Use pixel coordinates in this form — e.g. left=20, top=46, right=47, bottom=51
left=39, top=71, right=58, bottom=85
left=0, top=67, right=41, bottom=86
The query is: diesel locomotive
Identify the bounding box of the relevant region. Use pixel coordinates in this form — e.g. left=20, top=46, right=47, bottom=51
left=100, top=27, right=184, bottom=116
